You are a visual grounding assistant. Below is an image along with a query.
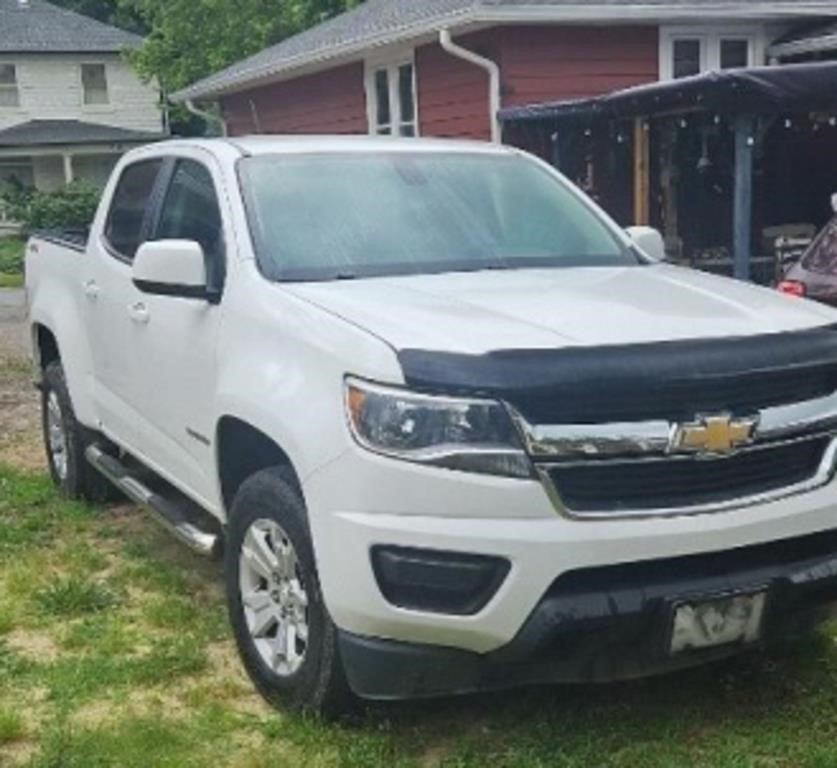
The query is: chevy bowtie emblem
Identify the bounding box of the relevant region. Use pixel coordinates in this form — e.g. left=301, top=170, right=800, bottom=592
left=671, top=414, right=758, bottom=455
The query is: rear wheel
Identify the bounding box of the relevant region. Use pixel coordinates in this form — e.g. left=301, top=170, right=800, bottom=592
left=225, top=466, right=353, bottom=716
left=41, top=361, right=116, bottom=503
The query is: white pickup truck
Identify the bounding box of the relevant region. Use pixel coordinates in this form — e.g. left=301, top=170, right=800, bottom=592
left=26, top=136, right=837, bottom=715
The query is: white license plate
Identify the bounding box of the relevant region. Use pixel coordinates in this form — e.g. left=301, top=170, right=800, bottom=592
left=670, top=592, right=767, bottom=655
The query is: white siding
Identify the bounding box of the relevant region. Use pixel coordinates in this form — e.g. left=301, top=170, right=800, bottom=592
left=0, top=53, right=161, bottom=132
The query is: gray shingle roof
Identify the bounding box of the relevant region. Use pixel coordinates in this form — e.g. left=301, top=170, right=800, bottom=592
left=0, top=0, right=142, bottom=53
left=0, top=120, right=164, bottom=148
left=771, top=20, right=837, bottom=55
left=173, top=0, right=837, bottom=102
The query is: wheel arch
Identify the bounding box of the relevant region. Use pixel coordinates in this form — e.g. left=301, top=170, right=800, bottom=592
left=216, top=416, right=304, bottom=515
left=32, top=322, right=61, bottom=375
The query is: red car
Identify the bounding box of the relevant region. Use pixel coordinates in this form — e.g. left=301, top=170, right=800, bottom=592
left=779, top=200, right=837, bottom=305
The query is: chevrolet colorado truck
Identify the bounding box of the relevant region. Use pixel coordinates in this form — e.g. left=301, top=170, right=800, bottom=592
left=25, top=136, right=837, bottom=714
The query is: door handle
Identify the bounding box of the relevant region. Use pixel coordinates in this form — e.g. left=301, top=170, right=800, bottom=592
left=128, top=301, right=150, bottom=325
left=83, top=279, right=100, bottom=301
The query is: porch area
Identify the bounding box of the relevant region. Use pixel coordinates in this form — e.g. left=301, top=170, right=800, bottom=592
left=500, top=61, right=837, bottom=284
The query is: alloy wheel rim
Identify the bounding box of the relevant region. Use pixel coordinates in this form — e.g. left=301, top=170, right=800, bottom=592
left=239, top=518, right=310, bottom=677
left=46, top=391, right=68, bottom=481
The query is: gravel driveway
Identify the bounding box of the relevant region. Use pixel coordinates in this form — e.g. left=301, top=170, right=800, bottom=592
left=0, top=287, right=42, bottom=471
left=0, top=287, right=28, bottom=359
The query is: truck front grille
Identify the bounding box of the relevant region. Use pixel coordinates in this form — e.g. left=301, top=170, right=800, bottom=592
left=545, top=437, right=830, bottom=515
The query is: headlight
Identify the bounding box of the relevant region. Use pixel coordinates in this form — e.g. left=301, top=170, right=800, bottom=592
left=344, top=377, right=532, bottom=479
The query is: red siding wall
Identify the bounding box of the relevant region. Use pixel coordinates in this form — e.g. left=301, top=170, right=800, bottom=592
left=218, top=26, right=659, bottom=140
left=220, top=62, right=367, bottom=136
left=500, top=25, right=660, bottom=107
left=416, top=30, right=501, bottom=142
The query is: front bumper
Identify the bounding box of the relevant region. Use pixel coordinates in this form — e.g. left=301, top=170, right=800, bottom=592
left=303, top=442, right=837, bottom=701
left=339, top=527, right=837, bottom=699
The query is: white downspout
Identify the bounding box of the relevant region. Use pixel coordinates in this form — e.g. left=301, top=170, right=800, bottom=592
left=439, top=28, right=501, bottom=143
left=185, top=99, right=228, bottom=137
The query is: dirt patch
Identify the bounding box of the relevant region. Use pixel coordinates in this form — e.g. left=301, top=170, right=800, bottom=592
left=5, top=629, right=60, bottom=663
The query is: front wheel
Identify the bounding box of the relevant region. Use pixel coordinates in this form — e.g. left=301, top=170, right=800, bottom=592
left=224, top=466, right=353, bottom=716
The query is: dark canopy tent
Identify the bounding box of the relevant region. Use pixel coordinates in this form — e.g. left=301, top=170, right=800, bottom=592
left=500, top=61, right=837, bottom=123
left=500, top=62, right=837, bottom=282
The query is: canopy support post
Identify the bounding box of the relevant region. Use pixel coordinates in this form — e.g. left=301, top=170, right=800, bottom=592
left=733, top=114, right=755, bottom=281
left=633, top=118, right=650, bottom=226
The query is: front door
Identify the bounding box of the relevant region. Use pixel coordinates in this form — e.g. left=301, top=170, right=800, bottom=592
left=128, top=155, right=228, bottom=509
left=85, top=158, right=164, bottom=454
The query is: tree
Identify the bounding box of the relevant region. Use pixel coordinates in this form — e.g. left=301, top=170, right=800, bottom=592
left=119, top=0, right=362, bottom=97
left=49, top=0, right=145, bottom=33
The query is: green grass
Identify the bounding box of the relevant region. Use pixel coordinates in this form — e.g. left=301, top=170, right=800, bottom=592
left=37, top=577, right=117, bottom=618
left=0, top=235, right=24, bottom=288
left=5, top=460, right=837, bottom=766
left=0, top=272, right=23, bottom=288
left=0, top=707, right=25, bottom=746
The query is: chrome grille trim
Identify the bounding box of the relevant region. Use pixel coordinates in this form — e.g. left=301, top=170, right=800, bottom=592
left=536, top=436, right=837, bottom=521
left=509, top=391, right=837, bottom=520
left=511, top=390, right=837, bottom=461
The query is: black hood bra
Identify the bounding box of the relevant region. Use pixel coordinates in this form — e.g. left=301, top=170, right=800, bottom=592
left=398, top=324, right=837, bottom=425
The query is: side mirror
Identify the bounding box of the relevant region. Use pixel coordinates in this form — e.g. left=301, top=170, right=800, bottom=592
left=132, top=240, right=209, bottom=300
left=626, top=226, right=666, bottom=262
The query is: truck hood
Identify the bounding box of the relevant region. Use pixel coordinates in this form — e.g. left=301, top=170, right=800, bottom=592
left=287, top=264, right=837, bottom=354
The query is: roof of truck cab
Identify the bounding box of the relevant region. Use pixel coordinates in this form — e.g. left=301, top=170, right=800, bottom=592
left=223, top=135, right=515, bottom=156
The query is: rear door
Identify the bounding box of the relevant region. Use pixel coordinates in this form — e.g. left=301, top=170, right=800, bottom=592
left=128, top=153, right=228, bottom=508
left=85, top=157, right=164, bottom=453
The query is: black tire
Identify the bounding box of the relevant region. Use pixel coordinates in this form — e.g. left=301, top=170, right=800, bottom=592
left=225, top=466, right=354, bottom=717
left=41, top=361, right=117, bottom=503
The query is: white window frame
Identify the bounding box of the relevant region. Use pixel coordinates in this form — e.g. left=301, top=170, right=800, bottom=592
left=364, top=48, right=419, bottom=137
left=80, top=62, right=110, bottom=107
left=0, top=63, right=20, bottom=109
left=660, top=26, right=767, bottom=81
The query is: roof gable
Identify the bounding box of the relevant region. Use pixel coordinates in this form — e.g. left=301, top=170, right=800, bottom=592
left=0, top=0, right=142, bottom=53
left=173, top=0, right=837, bottom=102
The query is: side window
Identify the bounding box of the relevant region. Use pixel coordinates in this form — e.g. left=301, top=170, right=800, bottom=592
left=81, top=63, right=109, bottom=105
left=104, top=159, right=162, bottom=261
left=0, top=64, right=20, bottom=107
left=155, top=159, right=225, bottom=289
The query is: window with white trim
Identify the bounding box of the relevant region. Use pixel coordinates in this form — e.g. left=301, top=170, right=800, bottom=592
left=0, top=65, right=19, bottom=108
left=661, top=28, right=763, bottom=81
left=366, top=56, right=418, bottom=136
left=81, top=63, right=109, bottom=105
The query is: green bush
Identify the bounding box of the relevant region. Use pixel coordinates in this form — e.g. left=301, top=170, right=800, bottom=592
left=1, top=181, right=101, bottom=232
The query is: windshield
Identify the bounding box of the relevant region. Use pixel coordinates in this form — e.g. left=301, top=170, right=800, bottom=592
left=239, top=151, right=638, bottom=281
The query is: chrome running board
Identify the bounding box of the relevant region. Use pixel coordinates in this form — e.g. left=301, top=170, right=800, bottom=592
left=85, top=444, right=220, bottom=557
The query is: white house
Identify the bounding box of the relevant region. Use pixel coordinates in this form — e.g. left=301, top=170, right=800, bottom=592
left=0, top=0, right=164, bottom=204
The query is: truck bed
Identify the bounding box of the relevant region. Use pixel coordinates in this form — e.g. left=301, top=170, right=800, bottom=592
left=32, top=228, right=88, bottom=253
